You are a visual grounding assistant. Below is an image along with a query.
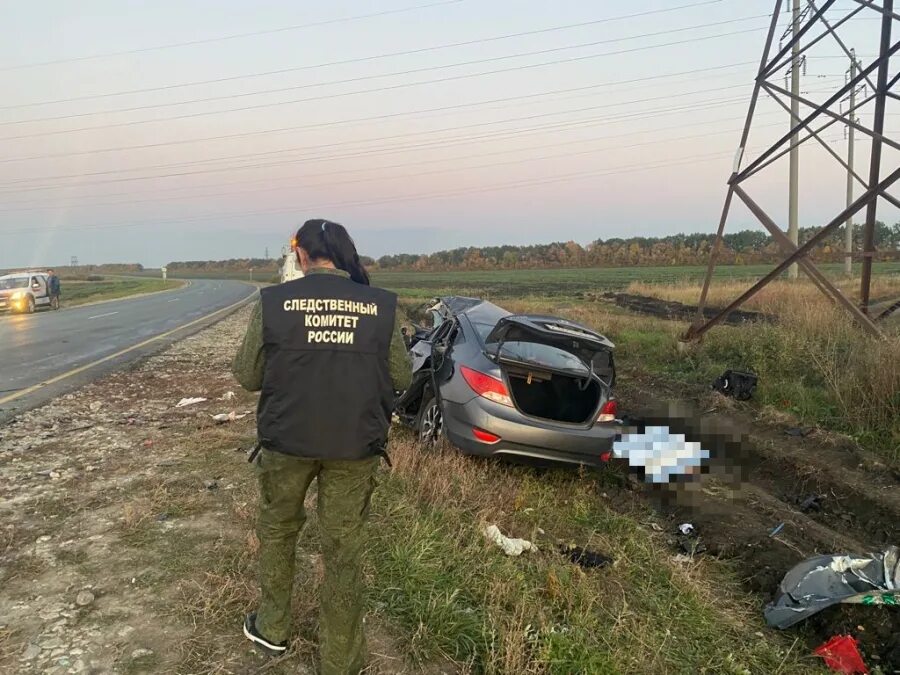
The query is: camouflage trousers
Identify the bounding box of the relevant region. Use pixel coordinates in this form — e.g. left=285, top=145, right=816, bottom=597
left=254, top=448, right=379, bottom=675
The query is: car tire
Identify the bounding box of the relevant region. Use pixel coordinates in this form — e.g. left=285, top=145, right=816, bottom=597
left=26, top=296, right=35, bottom=314
left=415, top=392, right=444, bottom=448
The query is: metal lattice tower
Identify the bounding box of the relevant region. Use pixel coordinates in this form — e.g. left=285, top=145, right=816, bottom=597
left=686, top=0, right=899, bottom=340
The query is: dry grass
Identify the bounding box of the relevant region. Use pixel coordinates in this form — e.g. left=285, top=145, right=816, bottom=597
left=624, top=275, right=900, bottom=317
left=506, top=277, right=900, bottom=463
left=367, top=437, right=814, bottom=673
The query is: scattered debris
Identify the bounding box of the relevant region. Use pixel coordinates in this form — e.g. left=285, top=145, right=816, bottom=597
left=679, top=538, right=708, bottom=556
left=813, top=635, right=869, bottom=674
left=75, top=591, right=94, bottom=607
left=131, top=648, right=155, bottom=661
left=799, top=495, right=824, bottom=512
left=769, top=523, right=785, bottom=537
left=175, top=397, right=207, bottom=408
left=648, top=522, right=664, bottom=532
left=678, top=523, right=695, bottom=536
left=219, top=391, right=237, bottom=401
left=785, top=426, right=815, bottom=438
left=483, top=525, right=536, bottom=556
left=765, top=546, right=900, bottom=629
left=210, top=411, right=248, bottom=424
left=203, top=480, right=219, bottom=491
left=88, top=401, right=103, bottom=412
left=559, top=544, right=612, bottom=569
left=711, top=370, right=757, bottom=401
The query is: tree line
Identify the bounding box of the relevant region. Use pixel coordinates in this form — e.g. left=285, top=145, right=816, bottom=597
left=373, top=222, right=900, bottom=270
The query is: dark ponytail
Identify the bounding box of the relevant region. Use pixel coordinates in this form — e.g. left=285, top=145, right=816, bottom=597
left=295, top=218, right=370, bottom=285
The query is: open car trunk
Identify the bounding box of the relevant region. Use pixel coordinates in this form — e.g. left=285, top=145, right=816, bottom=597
left=484, top=315, right=615, bottom=425
left=504, top=364, right=602, bottom=424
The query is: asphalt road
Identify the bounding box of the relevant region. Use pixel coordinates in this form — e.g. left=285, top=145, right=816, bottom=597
left=0, top=279, right=256, bottom=422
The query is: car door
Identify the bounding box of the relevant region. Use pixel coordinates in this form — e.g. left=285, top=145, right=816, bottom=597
left=31, top=276, right=50, bottom=306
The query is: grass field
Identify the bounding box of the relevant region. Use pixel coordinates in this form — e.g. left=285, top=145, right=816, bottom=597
left=60, top=277, right=181, bottom=307
left=373, top=262, right=900, bottom=299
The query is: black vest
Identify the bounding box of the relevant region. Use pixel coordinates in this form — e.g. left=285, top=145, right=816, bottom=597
left=257, top=274, right=397, bottom=460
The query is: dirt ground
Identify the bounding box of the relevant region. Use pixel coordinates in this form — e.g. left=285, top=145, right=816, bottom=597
left=1, top=305, right=897, bottom=673
left=614, top=371, right=900, bottom=669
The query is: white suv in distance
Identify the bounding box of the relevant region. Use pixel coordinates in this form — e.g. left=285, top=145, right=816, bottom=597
left=0, top=272, right=54, bottom=314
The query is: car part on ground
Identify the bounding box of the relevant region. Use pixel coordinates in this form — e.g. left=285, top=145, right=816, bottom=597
left=764, top=545, right=900, bottom=629
left=712, top=370, right=758, bottom=400
left=395, top=296, right=619, bottom=468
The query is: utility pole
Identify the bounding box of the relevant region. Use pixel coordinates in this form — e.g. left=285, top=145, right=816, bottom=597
left=844, top=49, right=857, bottom=277
left=787, top=0, right=801, bottom=279
left=265, top=246, right=269, bottom=260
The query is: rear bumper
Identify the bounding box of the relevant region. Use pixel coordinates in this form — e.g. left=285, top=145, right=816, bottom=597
left=441, top=397, right=618, bottom=468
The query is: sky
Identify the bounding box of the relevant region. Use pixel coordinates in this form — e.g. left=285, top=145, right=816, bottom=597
left=0, top=0, right=896, bottom=268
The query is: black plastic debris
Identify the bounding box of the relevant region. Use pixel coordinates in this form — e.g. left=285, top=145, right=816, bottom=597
left=799, top=495, right=824, bottom=512
left=712, top=370, right=758, bottom=401
left=785, top=426, right=815, bottom=438
left=559, top=544, right=613, bottom=569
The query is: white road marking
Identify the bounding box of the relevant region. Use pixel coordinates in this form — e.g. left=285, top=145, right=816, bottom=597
left=88, top=311, right=119, bottom=319
left=167, top=298, right=180, bottom=302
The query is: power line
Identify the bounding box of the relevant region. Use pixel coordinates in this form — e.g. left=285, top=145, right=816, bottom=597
left=0, top=0, right=739, bottom=111
left=0, top=91, right=761, bottom=192
left=1, top=12, right=769, bottom=126
left=1, top=110, right=781, bottom=210
left=0, top=83, right=760, bottom=187
left=0, top=62, right=756, bottom=164
left=1, top=121, right=789, bottom=214
left=0, top=0, right=467, bottom=72
left=0, top=148, right=747, bottom=238
left=0, top=25, right=770, bottom=142
left=0, top=76, right=850, bottom=192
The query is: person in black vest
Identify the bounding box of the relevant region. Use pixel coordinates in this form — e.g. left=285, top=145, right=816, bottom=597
left=232, top=219, right=410, bottom=673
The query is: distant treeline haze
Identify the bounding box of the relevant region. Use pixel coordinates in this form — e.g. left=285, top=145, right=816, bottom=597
left=52, top=223, right=899, bottom=274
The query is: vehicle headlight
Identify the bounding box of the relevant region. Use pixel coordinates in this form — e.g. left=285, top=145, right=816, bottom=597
left=10, top=291, right=24, bottom=300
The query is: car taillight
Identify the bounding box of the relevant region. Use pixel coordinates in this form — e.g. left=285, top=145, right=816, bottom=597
left=597, top=399, right=618, bottom=423
left=472, top=427, right=501, bottom=444
left=460, top=366, right=513, bottom=407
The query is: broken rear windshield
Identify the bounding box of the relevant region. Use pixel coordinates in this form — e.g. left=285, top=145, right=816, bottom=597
left=472, top=321, right=590, bottom=376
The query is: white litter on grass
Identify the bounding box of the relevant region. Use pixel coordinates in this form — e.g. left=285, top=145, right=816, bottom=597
left=211, top=411, right=248, bottom=424
left=175, top=397, right=207, bottom=408
left=612, top=426, right=709, bottom=484
left=483, top=525, right=537, bottom=556
left=678, top=523, right=695, bottom=536
left=220, top=391, right=237, bottom=401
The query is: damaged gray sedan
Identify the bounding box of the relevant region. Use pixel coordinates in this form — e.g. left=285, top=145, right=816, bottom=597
left=395, top=297, right=620, bottom=467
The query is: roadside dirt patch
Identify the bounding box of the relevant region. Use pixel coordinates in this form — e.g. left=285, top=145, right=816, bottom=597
left=615, top=371, right=899, bottom=668
left=0, top=307, right=437, bottom=674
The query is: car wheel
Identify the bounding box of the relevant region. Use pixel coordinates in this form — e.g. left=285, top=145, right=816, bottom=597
left=416, top=393, right=444, bottom=447
left=26, top=296, right=35, bottom=314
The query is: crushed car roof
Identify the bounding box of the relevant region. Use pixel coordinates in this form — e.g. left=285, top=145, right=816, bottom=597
left=439, top=296, right=486, bottom=315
